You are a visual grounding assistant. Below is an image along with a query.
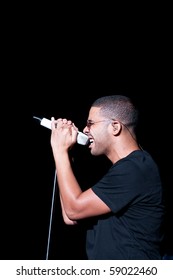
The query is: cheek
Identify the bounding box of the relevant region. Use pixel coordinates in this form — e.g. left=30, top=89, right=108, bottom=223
left=95, top=130, right=108, bottom=143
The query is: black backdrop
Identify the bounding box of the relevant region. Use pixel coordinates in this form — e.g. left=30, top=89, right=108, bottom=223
left=1, top=70, right=172, bottom=260
left=1, top=3, right=172, bottom=261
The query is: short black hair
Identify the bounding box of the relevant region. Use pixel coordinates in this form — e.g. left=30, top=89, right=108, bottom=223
left=91, top=95, right=139, bottom=130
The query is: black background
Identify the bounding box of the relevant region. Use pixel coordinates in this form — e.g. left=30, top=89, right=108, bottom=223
left=1, top=10, right=172, bottom=260
left=2, top=71, right=172, bottom=260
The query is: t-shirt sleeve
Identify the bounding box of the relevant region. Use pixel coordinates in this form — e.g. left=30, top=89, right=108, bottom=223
left=92, top=159, right=143, bottom=213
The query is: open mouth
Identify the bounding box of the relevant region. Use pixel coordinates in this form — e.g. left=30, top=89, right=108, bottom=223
left=88, top=139, right=94, bottom=148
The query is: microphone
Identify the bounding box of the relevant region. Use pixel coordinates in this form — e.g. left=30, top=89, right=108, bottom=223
left=33, top=116, right=89, bottom=145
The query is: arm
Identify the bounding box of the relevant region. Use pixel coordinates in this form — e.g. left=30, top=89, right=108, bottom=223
left=50, top=118, right=111, bottom=221
left=60, top=194, right=77, bottom=225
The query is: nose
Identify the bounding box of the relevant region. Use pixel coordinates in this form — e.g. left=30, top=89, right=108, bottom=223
left=83, top=125, right=89, bottom=134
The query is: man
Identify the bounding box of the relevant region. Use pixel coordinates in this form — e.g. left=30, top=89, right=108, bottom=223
left=50, top=95, right=164, bottom=259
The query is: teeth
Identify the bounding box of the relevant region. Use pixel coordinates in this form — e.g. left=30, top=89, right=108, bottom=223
left=90, top=139, right=94, bottom=143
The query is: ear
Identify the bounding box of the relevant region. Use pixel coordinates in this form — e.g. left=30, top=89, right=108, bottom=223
left=111, top=120, right=122, bottom=135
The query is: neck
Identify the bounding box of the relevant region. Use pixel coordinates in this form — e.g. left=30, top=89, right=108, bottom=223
left=108, top=139, right=140, bottom=164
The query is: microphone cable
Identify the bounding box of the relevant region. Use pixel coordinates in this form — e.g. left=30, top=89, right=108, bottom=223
left=46, top=169, right=57, bottom=260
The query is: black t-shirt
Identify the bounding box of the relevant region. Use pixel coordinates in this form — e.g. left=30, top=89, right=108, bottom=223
left=86, top=150, right=164, bottom=259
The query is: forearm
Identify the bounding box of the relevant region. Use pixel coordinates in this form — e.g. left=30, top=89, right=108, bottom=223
left=54, top=151, right=82, bottom=219
left=50, top=117, right=83, bottom=219
left=60, top=194, right=77, bottom=225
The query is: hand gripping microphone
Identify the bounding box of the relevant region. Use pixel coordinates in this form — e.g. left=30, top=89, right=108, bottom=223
left=33, top=116, right=89, bottom=145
